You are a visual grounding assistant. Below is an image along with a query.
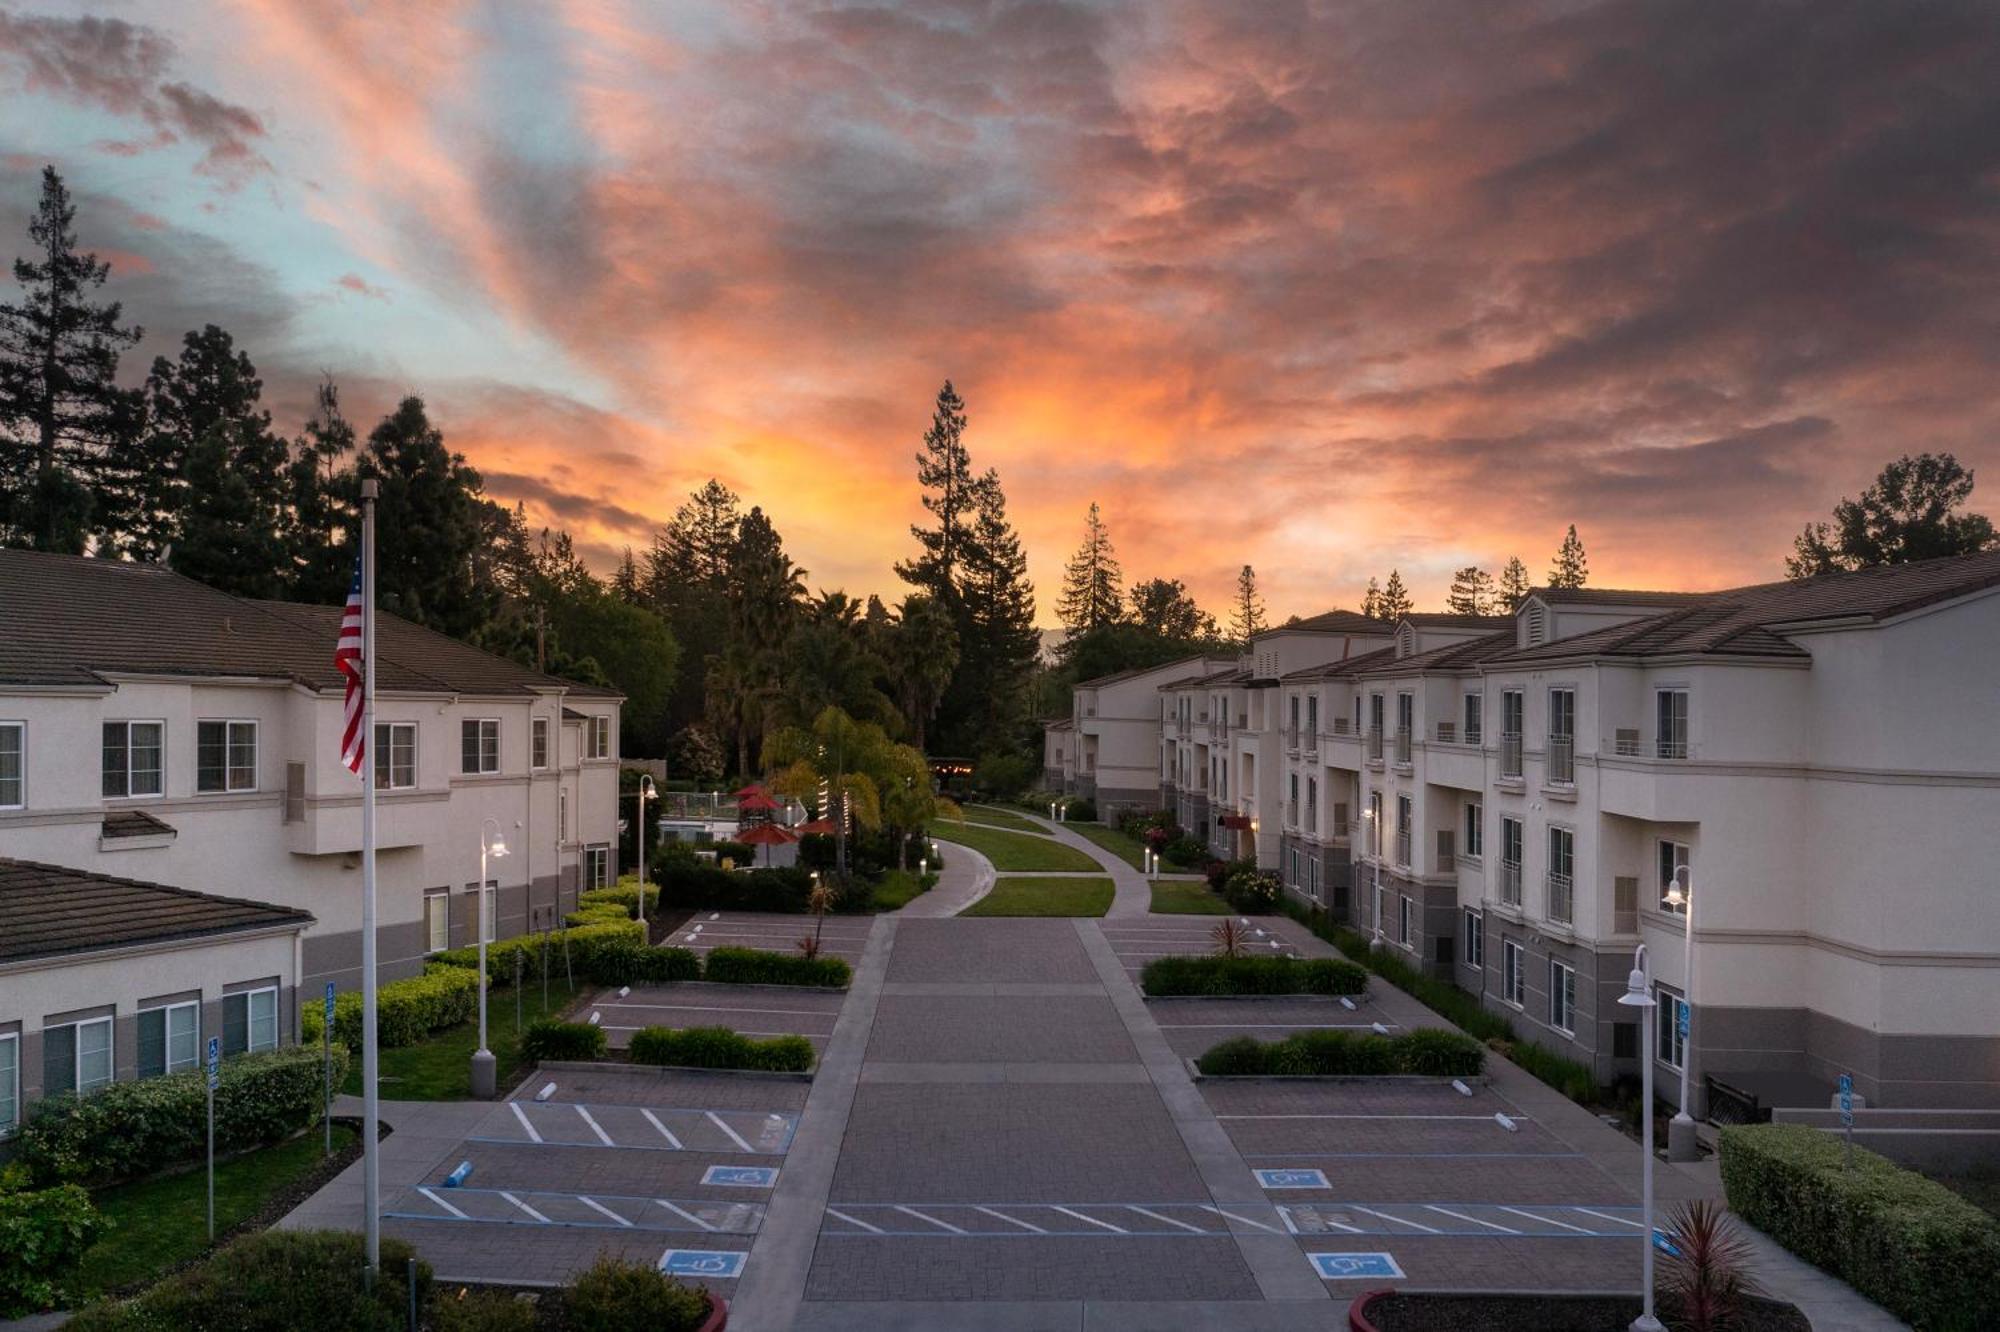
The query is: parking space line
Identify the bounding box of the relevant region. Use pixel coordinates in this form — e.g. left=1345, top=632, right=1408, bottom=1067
left=1276, top=1207, right=1365, bottom=1235
left=1572, top=1206, right=1647, bottom=1229
left=510, top=1102, right=543, bottom=1143
left=894, top=1205, right=967, bottom=1234
left=975, top=1206, right=1046, bottom=1233
left=1050, top=1205, right=1127, bottom=1234
left=1426, top=1205, right=1519, bottom=1234
left=1241, top=1151, right=1579, bottom=1160
left=1349, top=1205, right=1439, bottom=1234
left=575, top=1104, right=615, bottom=1146
left=656, top=1198, right=717, bottom=1231
left=1157, top=1022, right=1393, bottom=1030
left=1203, top=1205, right=1283, bottom=1235
left=824, top=1208, right=885, bottom=1234
left=417, top=1187, right=470, bottom=1220
left=578, top=1196, right=633, bottom=1227
left=1499, top=1205, right=1593, bottom=1234
left=707, top=1111, right=753, bottom=1152
left=1216, top=1113, right=1528, bottom=1122
left=1125, top=1205, right=1208, bottom=1234
left=501, top=1191, right=551, bottom=1223
left=640, top=1109, right=684, bottom=1148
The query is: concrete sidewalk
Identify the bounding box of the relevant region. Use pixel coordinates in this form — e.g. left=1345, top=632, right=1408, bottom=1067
left=1017, top=810, right=1154, bottom=917
left=895, top=841, right=994, bottom=917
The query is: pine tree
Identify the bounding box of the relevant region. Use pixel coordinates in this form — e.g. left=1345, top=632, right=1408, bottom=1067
left=1056, top=501, right=1123, bottom=633
left=1231, top=564, right=1267, bottom=640
left=0, top=166, right=142, bottom=551
left=358, top=396, right=498, bottom=638
left=1129, top=578, right=1218, bottom=641
left=612, top=548, right=642, bottom=602
left=281, top=378, right=357, bottom=604
left=944, top=474, right=1038, bottom=750
left=1498, top=556, right=1530, bottom=611
left=1549, top=525, right=1588, bottom=589
left=1786, top=453, right=1997, bottom=578
left=645, top=479, right=740, bottom=602
left=894, top=380, right=976, bottom=604
left=1445, top=565, right=1494, bottom=616
left=1379, top=569, right=1413, bottom=620
left=1360, top=577, right=1382, bottom=619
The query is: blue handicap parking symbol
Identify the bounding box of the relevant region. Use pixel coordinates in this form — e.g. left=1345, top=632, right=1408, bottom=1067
left=1652, top=1228, right=1682, bottom=1258
left=1253, top=1168, right=1329, bottom=1190
left=1309, top=1252, right=1404, bottom=1280
left=659, top=1249, right=747, bottom=1279
left=701, top=1165, right=780, bottom=1188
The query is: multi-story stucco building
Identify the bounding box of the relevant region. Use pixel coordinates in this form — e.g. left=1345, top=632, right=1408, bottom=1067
left=1043, top=654, right=1234, bottom=816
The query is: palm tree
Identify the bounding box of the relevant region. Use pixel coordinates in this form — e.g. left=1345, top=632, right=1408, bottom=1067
left=705, top=644, right=771, bottom=779
left=763, top=706, right=891, bottom=878
left=882, top=592, right=958, bottom=751
left=880, top=743, right=961, bottom=868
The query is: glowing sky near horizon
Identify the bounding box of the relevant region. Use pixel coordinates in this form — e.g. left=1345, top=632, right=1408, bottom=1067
left=6, top=1, right=2000, bottom=623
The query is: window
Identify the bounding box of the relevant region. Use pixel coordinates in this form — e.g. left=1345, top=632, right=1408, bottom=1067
left=1395, top=692, right=1414, bottom=762
left=1288, top=773, right=1298, bottom=824
left=461, top=719, right=499, bottom=774
left=1502, top=940, right=1525, bottom=1006
left=0, top=1034, right=17, bottom=1136
left=0, top=721, right=22, bottom=808
left=1657, top=988, right=1688, bottom=1068
left=1657, top=688, right=1689, bottom=759
left=425, top=890, right=450, bottom=953
left=1463, top=802, right=1483, bottom=859
left=1499, top=691, right=1523, bottom=777
left=102, top=721, right=164, bottom=798
left=585, top=844, right=611, bottom=888
left=1550, top=960, right=1576, bottom=1034
left=138, top=1001, right=200, bottom=1078
left=1463, top=694, right=1483, bottom=746
left=1500, top=817, right=1524, bottom=905
left=1306, top=777, right=1318, bottom=832
left=1547, top=826, right=1574, bottom=924
left=1398, top=895, right=1414, bottom=946
left=532, top=717, right=550, bottom=768
left=223, top=988, right=278, bottom=1056
left=45, top=1017, right=113, bottom=1096
left=1306, top=694, right=1318, bottom=740
left=1547, top=688, right=1576, bottom=783
left=1462, top=909, right=1484, bottom=967
left=1395, top=794, right=1412, bottom=866
left=1368, top=792, right=1382, bottom=857
left=196, top=720, right=257, bottom=793
left=559, top=788, right=569, bottom=841
left=373, top=722, right=416, bottom=789
left=586, top=715, right=611, bottom=760
left=1288, top=695, right=1300, bottom=746
left=1658, top=841, right=1690, bottom=914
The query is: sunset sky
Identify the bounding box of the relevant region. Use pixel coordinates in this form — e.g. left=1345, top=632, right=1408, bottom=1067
left=5, top=1, right=1999, bottom=624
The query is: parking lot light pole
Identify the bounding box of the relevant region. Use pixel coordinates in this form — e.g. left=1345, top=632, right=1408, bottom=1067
left=635, top=775, right=656, bottom=933
left=1362, top=805, right=1384, bottom=950
left=470, top=817, right=509, bottom=1099
left=1664, top=865, right=1700, bottom=1162
left=1616, top=944, right=1665, bottom=1332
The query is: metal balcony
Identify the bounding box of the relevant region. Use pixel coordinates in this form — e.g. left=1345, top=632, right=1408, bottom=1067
left=1548, top=735, right=1575, bottom=784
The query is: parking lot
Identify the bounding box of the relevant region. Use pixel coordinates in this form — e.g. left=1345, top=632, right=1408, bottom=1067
left=1097, top=913, right=1309, bottom=982
left=589, top=980, right=847, bottom=1054
left=665, top=910, right=875, bottom=967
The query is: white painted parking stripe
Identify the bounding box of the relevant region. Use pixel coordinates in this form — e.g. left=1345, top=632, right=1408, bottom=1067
left=1124, top=1205, right=1208, bottom=1234
left=1572, top=1206, right=1647, bottom=1229
left=640, top=1109, right=684, bottom=1149
left=655, top=1198, right=717, bottom=1231
left=894, top=1205, right=966, bottom=1234
left=1050, top=1205, right=1127, bottom=1234
left=1156, top=1023, right=1390, bottom=1030
left=975, top=1206, right=1046, bottom=1233
left=1215, top=1113, right=1527, bottom=1121
left=575, top=1105, right=615, bottom=1147
left=824, top=1207, right=885, bottom=1234
left=510, top=1102, right=543, bottom=1143
left=418, top=1187, right=470, bottom=1220
left=1499, top=1205, right=1594, bottom=1234
left=501, top=1191, right=551, bottom=1223
left=1204, top=1206, right=1283, bottom=1235
left=706, top=1111, right=753, bottom=1153
left=1349, top=1205, right=1439, bottom=1234
left=1426, top=1205, right=1520, bottom=1234
left=579, top=1196, right=634, bottom=1227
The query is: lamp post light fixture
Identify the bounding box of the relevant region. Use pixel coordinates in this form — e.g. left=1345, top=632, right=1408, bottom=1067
left=1361, top=805, right=1384, bottom=950
left=1616, top=944, right=1665, bottom=1332
left=636, top=775, right=656, bottom=933
left=1663, top=865, right=1700, bottom=1162
left=470, top=817, right=509, bottom=1099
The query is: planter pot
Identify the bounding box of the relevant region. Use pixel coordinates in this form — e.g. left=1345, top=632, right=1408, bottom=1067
left=697, top=1294, right=729, bottom=1331
left=1350, top=1289, right=1811, bottom=1331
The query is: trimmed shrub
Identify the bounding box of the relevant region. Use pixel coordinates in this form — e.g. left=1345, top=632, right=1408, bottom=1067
left=1394, top=1026, right=1488, bottom=1076
left=588, top=942, right=702, bottom=986
left=1221, top=866, right=1282, bottom=913
left=1140, top=954, right=1368, bottom=997
left=578, top=882, right=660, bottom=919
left=564, top=1255, right=711, bottom=1332
left=431, top=1289, right=539, bottom=1332
left=1195, top=1028, right=1482, bottom=1078
left=303, top=965, right=482, bottom=1050
left=17, top=1044, right=349, bottom=1187
left=1160, top=834, right=1207, bottom=868
left=628, top=1025, right=815, bottom=1073
left=703, top=946, right=852, bottom=988
left=1062, top=796, right=1098, bottom=822
left=1720, top=1123, right=2000, bottom=1330
left=520, top=1019, right=607, bottom=1062
left=431, top=920, right=645, bottom=988
left=656, top=862, right=818, bottom=913
left=0, top=1171, right=102, bottom=1316
left=64, top=1229, right=429, bottom=1332
left=564, top=904, right=631, bottom=928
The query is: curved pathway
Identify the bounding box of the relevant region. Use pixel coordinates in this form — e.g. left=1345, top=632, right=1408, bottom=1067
left=893, top=840, right=994, bottom=918
left=1010, top=807, right=1154, bottom=917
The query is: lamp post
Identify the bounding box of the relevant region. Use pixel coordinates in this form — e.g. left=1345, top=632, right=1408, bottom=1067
left=470, top=817, right=509, bottom=1099
left=1616, top=944, right=1664, bottom=1332
left=1362, top=805, right=1384, bottom=950
left=1664, top=865, right=1699, bottom=1162
left=635, top=775, right=656, bottom=935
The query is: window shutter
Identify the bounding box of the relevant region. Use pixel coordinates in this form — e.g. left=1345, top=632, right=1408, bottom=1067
left=222, top=995, right=249, bottom=1056
left=45, top=1027, right=76, bottom=1096
left=137, top=1010, right=166, bottom=1079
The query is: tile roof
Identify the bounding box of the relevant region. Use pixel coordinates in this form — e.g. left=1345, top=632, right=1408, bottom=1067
left=1077, top=654, right=1233, bottom=689
left=1278, top=645, right=1402, bottom=681
left=0, top=857, right=313, bottom=966
left=101, top=809, right=176, bottom=840
left=1360, top=630, right=1519, bottom=676
left=1403, top=612, right=1514, bottom=630
left=1260, top=609, right=1390, bottom=637
left=0, top=550, right=619, bottom=698
left=1530, top=587, right=1710, bottom=608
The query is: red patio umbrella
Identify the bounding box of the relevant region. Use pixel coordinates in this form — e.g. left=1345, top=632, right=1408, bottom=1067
left=734, top=784, right=768, bottom=798
left=738, top=791, right=781, bottom=812
left=795, top=817, right=839, bottom=835
left=736, top=820, right=799, bottom=867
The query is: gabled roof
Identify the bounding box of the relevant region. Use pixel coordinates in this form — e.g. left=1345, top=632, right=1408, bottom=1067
left=0, top=550, right=618, bottom=698
left=1529, top=587, right=1710, bottom=609
left=1402, top=612, right=1513, bottom=630
left=1361, top=630, right=1518, bottom=677
left=1258, top=609, right=1390, bottom=638
left=1156, top=663, right=1250, bottom=692
left=1279, top=644, right=1401, bottom=682
left=1043, top=717, right=1074, bottom=731
left=1077, top=653, right=1233, bottom=690
left=0, top=857, right=313, bottom=966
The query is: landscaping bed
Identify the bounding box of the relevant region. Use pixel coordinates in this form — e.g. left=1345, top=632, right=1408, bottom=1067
left=961, top=875, right=1114, bottom=916
left=1350, top=1290, right=1809, bottom=1332
left=1196, top=1028, right=1483, bottom=1077
left=929, top=821, right=1101, bottom=873
left=1141, top=953, right=1367, bottom=996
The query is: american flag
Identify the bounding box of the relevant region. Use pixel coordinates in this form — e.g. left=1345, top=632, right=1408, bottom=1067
left=335, top=555, right=365, bottom=774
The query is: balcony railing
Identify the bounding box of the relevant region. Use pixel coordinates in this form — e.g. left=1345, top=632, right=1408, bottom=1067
left=1330, top=717, right=1353, bottom=736
left=1465, top=722, right=1482, bottom=745
left=1615, top=729, right=1641, bottom=756
left=1548, top=735, right=1575, bottom=784
left=1435, top=721, right=1457, bottom=744
left=1500, top=732, right=1523, bottom=778
left=1393, top=728, right=1412, bottom=764
left=1657, top=735, right=1688, bottom=759
left=1366, top=729, right=1384, bottom=762
left=1286, top=730, right=1299, bottom=756
left=1547, top=871, right=1573, bottom=925
left=1500, top=859, right=1522, bottom=906
left=1286, top=800, right=1298, bottom=827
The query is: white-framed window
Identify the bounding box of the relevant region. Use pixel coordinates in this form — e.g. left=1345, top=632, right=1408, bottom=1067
left=586, top=715, right=611, bottom=760
left=1398, top=894, right=1414, bottom=946
left=1658, top=840, right=1690, bottom=914
left=1547, top=687, right=1576, bottom=783
left=1499, top=816, right=1524, bottom=905
left=1550, top=960, right=1576, bottom=1035
left=425, top=890, right=450, bottom=953
left=531, top=717, right=549, bottom=769
left=196, top=719, right=257, bottom=793
left=223, top=987, right=278, bottom=1056
left=0, top=1033, right=18, bottom=1137
left=1462, top=909, right=1484, bottom=968
left=1499, top=689, right=1524, bottom=777
left=473, top=881, right=497, bottom=944
left=1502, top=939, right=1525, bottom=1006
left=1463, top=802, right=1483, bottom=859
left=461, top=718, right=500, bottom=774
left=0, top=721, right=23, bottom=808
left=102, top=720, right=165, bottom=798
left=585, top=844, right=611, bottom=888
left=1657, top=987, right=1689, bottom=1069
left=1548, top=825, right=1575, bottom=924
left=1306, top=693, right=1318, bottom=739
left=45, top=1016, right=114, bottom=1095
left=374, top=722, right=416, bottom=790
left=1463, top=693, right=1483, bottom=745
left=138, top=1000, right=200, bottom=1077
left=559, top=788, right=569, bottom=842
left=1656, top=688, right=1689, bottom=759
left=1395, top=793, right=1412, bottom=866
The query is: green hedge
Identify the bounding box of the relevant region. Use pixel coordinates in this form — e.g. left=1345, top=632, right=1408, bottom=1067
left=628, top=1025, right=815, bottom=1073
left=1197, top=1028, right=1484, bottom=1077
left=16, top=1044, right=349, bottom=1188
left=520, top=1019, right=607, bottom=1062
left=1140, top=954, right=1368, bottom=996
left=587, top=942, right=702, bottom=985
left=303, top=966, right=482, bottom=1051
left=431, top=920, right=644, bottom=987
left=0, top=1173, right=102, bottom=1316
left=578, top=882, right=659, bottom=918
left=703, top=946, right=852, bottom=988
left=656, top=863, right=829, bottom=913
left=1720, top=1123, right=2000, bottom=1330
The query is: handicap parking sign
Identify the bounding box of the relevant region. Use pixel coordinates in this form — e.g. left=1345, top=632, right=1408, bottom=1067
left=1253, top=1168, right=1329, bottom=1190
left=701, top=1165, right=780, bottom=1188
left=659, top=1249, right=747, bottom=1279
left=1309, top=1252, right=1404, bottom=1280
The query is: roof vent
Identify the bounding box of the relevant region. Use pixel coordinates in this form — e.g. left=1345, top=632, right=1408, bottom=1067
left=1525, top=604, right=1548, bottom=645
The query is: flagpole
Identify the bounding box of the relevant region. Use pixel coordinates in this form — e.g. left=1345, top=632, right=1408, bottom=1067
left=359, top=477, right=381, bottom=1273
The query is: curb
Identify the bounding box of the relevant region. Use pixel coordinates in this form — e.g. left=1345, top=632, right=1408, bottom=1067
left=532, top=1058, right=815, bottom=1083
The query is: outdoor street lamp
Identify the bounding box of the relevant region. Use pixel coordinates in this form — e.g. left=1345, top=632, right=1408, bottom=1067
left=1362, top=806, right=1384, bottom=950
left=470, top=817, right=509, bottom=1099
left=1616, top=944, right=1664, bottom=1332
left=1664, top=865, right=1699, bottom=1161
left=635, top=775, right=656, bottom=934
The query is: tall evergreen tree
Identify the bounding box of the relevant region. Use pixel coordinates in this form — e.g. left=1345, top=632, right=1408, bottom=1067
left=1231, top=564, right=1266, bottom=640
left=1445, top=565, right=1494, bottom=616
left=612, top=548, right=642, bottom=602
left=0, top=166, right=141, bottom=551
left=1379, top=569, right=1413, bottom=620
left=894, top=380, right=978, bottom=604
left=644, top=479, right=741, bottom=734
left=944, top=474, right=1038, bottom=751
left=357, top=396, right=499, bottom=638
left=1360, top=577, right=1382, bottom=619
left=1056, top=500, right=1123, bottom=634
left=281, top=378, right=356, bottom=604
left=1786, top=453, right=1996, bottom=578
left=880, top=592, right=958, bottom=751
left=1128, top=577, right=1218, bottom=641
left=1498, top=556, right=1530, bottom=611
left=1548, top=525, right=1589, bottom=589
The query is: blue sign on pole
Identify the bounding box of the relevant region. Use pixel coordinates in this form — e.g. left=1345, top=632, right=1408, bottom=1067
left=1677, top=999, right=1690, bottom=1040
left=324, top=981, right=336, bottom=1024
left=205, top=1036, right=220, bottom=1090
left=658, top=1249, right=747, bottom=1279
left=1838, top=1073, right=1854, bottom=1126
left=1308, top=1252, right=1405, bottom=1280
left=1254, top=1168, right=1330, bottom=1190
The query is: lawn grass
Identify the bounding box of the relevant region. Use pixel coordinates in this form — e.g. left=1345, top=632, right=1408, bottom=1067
left=871, top=869, right=932, bottom=910
left=963, top=876, right=1115, bottom=916
left=960, top=804, right=1045, bottom=833
left=341, top=976, right=587, bottom=1099
left=1068, top=821, right=1149, bottom=870
left=929, top=821, right=1099, bottom=873
left=1150, top=880, right=1233, bottom=914
left=80, top=1125, right=359, bottom=1297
